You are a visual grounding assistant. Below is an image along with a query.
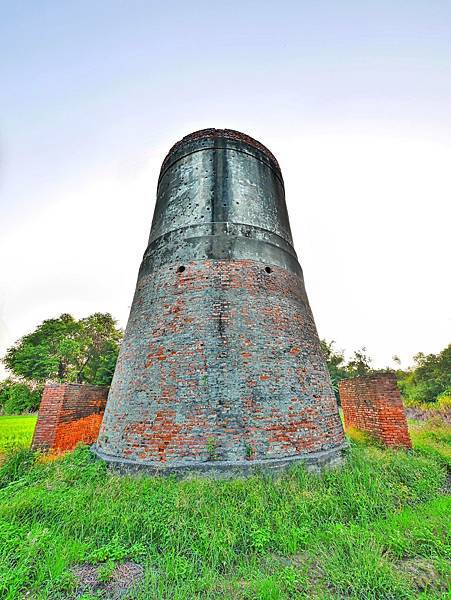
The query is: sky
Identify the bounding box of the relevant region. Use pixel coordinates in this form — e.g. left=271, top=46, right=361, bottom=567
left=1, top=0, right=450, bottom=376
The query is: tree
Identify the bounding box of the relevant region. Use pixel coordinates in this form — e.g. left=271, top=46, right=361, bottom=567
left=320, top=340, right=348, bottom=399
left=397, top=344, right=451, bottom=404
left=3, top=313, right=123, bottom=386
left=0, top=379, right=42, bottom=414
left=321, top=340, right=376, bottom=401
left=345, top=347, right=373, bottom=377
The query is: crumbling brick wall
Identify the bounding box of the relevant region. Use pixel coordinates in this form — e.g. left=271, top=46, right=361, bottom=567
left=339, top=373, right=411, bottom=449
left=31, top=383, right=109, bottom=452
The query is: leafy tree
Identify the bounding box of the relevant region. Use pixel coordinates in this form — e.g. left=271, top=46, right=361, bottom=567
left=0, top=379, right=42, bottom=414
left=3, top=313, right=123, bottom=386
left=397, top=344, right=451, bottom=404
left=320, top=340, right=348, bottom=399
left=321, top=341, right=376, bottom=401
left=345, top=347, right=373, bottom=377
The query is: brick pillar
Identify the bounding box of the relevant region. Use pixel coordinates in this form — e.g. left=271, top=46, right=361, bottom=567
left=30, top=384, right=65, bottom=450
left=339, top=373, right=411, bottom=449
left=31, top=383, right=109, bottom=452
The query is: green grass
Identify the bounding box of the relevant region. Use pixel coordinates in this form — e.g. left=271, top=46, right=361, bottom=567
left=409, top=417, right=451, bottom=467
left=0, top=415, right=36, bottom=454
left=0, top=418, right=449, bottom=599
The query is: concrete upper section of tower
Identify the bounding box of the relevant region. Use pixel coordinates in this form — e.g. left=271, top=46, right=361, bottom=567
left=160, top=128, right=281, bottom=177
left=139, top=128, right=301, bottom=278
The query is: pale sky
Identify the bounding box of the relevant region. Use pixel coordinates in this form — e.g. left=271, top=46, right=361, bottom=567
left=1, top=0, right=450, bottom=377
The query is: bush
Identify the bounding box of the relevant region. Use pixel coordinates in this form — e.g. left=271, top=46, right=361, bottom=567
left=0, top=380, right=41, bottom=415
left=403, top=392, right=451, bottom=413
left=398, top=345, right=451, bottom=404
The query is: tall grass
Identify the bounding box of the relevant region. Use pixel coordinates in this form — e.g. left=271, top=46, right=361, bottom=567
left=409, top=417, right=451, bottom=467
left=0, top=432, right=449, bottom=599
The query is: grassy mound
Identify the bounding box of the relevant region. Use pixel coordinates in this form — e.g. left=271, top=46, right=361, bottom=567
left=0, top=420, right=449, bottom=599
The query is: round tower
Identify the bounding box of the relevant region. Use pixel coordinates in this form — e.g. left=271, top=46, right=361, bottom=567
left=93, top=129, right=346, bottom=475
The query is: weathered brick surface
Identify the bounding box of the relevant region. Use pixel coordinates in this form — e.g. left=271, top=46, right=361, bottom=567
left=339, top=374, right=412, bottom=449
left=97, top=259, right=345, bottom=465
left=32, top=383, right=109, bottom=452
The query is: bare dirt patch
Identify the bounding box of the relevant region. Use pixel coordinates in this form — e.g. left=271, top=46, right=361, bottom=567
left=71, top=561, right=144, bottom=598
left=398, top=558, right=448, bottom=592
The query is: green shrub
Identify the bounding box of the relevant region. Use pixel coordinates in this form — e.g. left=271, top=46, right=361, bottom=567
left=0, top=380, right=41, bottom=415
left=397, top=345, right=451, bottom=404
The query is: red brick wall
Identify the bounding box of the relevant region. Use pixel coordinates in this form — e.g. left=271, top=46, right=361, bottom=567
left=339, top=374, right=411, bottom=449
left=31, top=383, right=109, bottom=452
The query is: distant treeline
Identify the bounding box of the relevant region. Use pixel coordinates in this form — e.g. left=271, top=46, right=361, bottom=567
left=321, top=340, right=450, bottom=406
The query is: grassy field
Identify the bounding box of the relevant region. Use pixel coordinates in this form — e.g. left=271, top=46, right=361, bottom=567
left=0, top=417, right=449, bottom=599
left=0, top=415, right=37, bottom=454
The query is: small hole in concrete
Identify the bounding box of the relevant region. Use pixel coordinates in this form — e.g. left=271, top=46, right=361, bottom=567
left=177, top=266, right=186, bottom=273
left=265, top=267, right=272, bottom=274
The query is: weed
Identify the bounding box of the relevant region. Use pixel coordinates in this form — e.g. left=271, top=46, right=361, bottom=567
left=245, top=444, right=255, bottom=460
left=206, top=437, right=218, bottom=461
left=97, top=559, right=116, bottom=583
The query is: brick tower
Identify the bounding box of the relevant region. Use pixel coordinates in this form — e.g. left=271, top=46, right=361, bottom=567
left=93, top=129, right=346, bottom=475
